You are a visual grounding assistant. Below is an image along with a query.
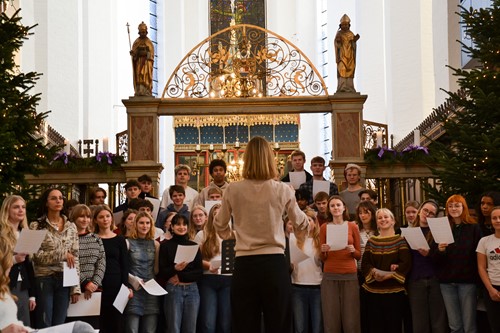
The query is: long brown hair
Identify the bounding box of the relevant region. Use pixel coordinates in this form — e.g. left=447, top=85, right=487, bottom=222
left=92, top=204, right=115, bottom=233
left=326, top=195, right=350, bottom=222
left=413, top=200, right=439, bottom=244
left=201, top=204, right=222, bottom=261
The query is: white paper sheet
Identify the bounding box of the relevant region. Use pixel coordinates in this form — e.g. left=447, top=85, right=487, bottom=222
left=140, top=279, right=168, bottom=296
left=204, top=200, right=220, bottom=214
left=210, top=258, right=222, bottom=270
left=128, top=273, right=142, bottom=291
left=174, top=244, right=199, bottom=264
left=14, top=229, right=47, bottom=254
left=289, top=234, right=310, bottom=265
left=145, top=196, right=161, bottom=220
left=63, top=262, right=79, bottom=287
left=289, top=171, right=306, bottom=189
left=401, top=227, right=430, bottom=250
left=427, top=217, right=455, bottom=244
left=312, top=180, right=330, bottom=199
left=326, top=223, right=348, bottom=251
left=113, top=284, right=131, bottom=314
left=67, top=292, right=102, bottom=317
left=35, top=322, right=76, bottom=333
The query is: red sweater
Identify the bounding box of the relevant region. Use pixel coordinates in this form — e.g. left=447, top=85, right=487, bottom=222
left=320, top=221, right=361, bottom=274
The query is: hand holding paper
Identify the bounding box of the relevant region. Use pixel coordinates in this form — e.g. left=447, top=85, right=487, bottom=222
left=427, top=217, right=454, bottom=244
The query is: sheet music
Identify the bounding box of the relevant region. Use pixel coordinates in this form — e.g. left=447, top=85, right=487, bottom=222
left=326, top=223, right=348, bottom=251
left=289, top=234, right=310, bottom=265
left=35, top=322, right=76, bottom=333
left=174, top=244, right=199, bottom=264
left=67, top=292, right=101, bottom=317
left=312, top=180, right=330, bottom=199
left=427, top=217, right=455, bottom=244
left=145, top=197, right=161, bottom=220
left=14, top=229, right=47, bottom=254
left=63, top=262, right=79, bottom=287
left=113, top=284, right=130, bottom=314
left=204, top=200, right=220, bottom=214
left=140, top=279, right=168, bottom=296
left=401, top=227, right=430, bottom=250
left=289, top=171, right=306, bottom=189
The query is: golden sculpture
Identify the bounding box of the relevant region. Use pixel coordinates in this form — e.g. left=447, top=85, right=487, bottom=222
left=335, top=14, right=360, bottom=93
left=130, top=22, right=154, bottom=96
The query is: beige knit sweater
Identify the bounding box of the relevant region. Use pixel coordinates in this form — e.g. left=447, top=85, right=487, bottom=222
left=214, top=179, right=308, bottom=257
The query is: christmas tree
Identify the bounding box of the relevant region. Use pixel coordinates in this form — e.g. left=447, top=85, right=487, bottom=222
left=0, top=9, right=58, bottom=200
left=428, top=1, right=500, bottom=205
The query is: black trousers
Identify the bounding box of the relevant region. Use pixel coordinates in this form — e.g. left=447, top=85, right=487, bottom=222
left=231, top=254, right=292, bottom=333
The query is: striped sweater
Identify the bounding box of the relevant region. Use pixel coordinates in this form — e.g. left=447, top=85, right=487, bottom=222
left=361, top=234, right=412, bottom=294
left=78, top=232, right=106, bottom=289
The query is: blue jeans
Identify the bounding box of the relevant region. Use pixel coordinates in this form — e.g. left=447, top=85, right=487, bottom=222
left=440, top=283, right=477, bottom=333
left=35, top=275, right=70, bottom=328
left=291, top=285, right=323, bottom=333
left=125, top=314, right=158, bottom=333
left=164, top=282, right=200, bottom=333
left=198, top=274, right=232, bottom=333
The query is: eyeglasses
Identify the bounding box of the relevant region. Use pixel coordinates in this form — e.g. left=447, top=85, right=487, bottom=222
left=421, top=208, right=436, bottom=217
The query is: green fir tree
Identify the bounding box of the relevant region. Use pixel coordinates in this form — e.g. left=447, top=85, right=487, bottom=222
left=0, top=9, right=58, bottom=200
left=428, top=1, right=500, bottom=205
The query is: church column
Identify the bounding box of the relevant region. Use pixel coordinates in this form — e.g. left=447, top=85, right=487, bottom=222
left=121, top=97, right=164, bottom=196
left=328, top=93, right=368, bottom=186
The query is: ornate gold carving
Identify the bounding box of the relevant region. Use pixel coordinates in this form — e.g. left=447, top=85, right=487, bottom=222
left=173, top=114, right=300, bottom=128
left=162, top=24, right=328, bottom=99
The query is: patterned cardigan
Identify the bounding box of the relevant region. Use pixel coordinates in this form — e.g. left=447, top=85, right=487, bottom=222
left=30, top=215, right=81, bottom=295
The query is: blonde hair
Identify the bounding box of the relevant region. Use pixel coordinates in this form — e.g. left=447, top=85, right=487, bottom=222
left=295, top=209, right=321, bottom=258
left=242, top=136, right=278, bottom=180
left=201, top=204, right=222, bottom=261
left=376, top=208, right=398, bottom=229
left=0, top=195, right=28, bottom=250
left=69, top=204, right=92, bottom=232
left=189, top=205, right=207, bottom=240
left=129, top=211, right=156, bottom=240
left=0, top=239, right=13, bottom=300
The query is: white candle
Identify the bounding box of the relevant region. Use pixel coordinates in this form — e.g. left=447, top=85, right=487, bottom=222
left=64, top=140, right=71, bottom=154
left=235, top=140, right=240, bottom=148
left=103, top=137, right=109, bottom=152
left=209, top=144, right=214, bottom=150
left=376, top=131, right=383, bottom=147
left=413, top=129, right=420, bottom=146
left=274, top=142, right=279, bottom=149
left=195, top=144, right=201, bottom=151
left=222, top=143, right=227, bottom=150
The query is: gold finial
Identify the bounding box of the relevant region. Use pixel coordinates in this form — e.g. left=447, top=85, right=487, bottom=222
left=138, top=21, right=147, bottom=30
left=340, top=14, right=350, bottom=24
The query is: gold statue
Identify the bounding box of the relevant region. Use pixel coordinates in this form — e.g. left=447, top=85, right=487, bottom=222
left=335, top=14, right=360, bottom=93
left=130, top=22, right=154, bottom=96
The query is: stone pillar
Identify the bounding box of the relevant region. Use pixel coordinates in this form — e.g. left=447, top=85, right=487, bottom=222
left=122, top=97, right=164, bottom=196
left=328, top=92, right=367, bottom=187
